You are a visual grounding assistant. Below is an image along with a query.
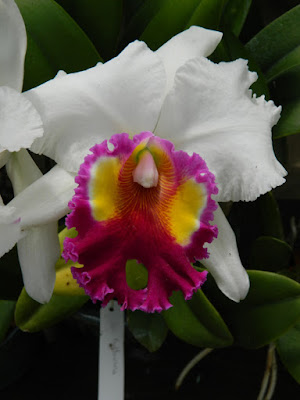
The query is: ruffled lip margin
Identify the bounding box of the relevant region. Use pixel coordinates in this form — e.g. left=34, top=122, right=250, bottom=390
left=63, top=132, right=218, bottom=312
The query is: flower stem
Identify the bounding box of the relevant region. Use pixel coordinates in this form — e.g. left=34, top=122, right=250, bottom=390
left=257, top=343, right=276, bottom=400
left=265, top=349, right=278, bottom=400
left=175, top=348, right=213, bottom=390
left=98, top=301, right=124, bottom=400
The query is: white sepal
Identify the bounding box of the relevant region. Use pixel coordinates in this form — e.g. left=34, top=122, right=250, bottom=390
left=0, top=0, right=26, bottom=91
left=201, top=205, right=250, bottom=302
left=17, top=222, right=60, bottom=303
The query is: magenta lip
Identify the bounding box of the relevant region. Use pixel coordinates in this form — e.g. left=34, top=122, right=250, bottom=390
left=63, top=132, right=218, bottom=312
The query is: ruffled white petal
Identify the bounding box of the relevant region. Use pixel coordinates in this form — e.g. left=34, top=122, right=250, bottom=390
left=155, top=57, right=287, bottom=202
left=8, top=165, right=76, bottom=228
left=26, top=41, right=166, bottom=173
left=202, top=205, right=250, bottom=302
left=0, top=86, right=44, bottom=152
left=55, top=70, right=67, bottom=79
left=0, top=205, right=24, bottom=257
left=0, top=0, right=26, bottom=91
left=156, top=26, right=222, bottom=95
left=6, top=149, right=42, bottom=195
left=17, top=222, right=59, bottom=303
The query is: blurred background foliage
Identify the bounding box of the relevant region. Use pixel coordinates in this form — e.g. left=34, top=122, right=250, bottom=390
left=0, top=0, right=300, bottom=398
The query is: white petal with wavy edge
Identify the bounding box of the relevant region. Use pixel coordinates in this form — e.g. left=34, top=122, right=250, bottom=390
left=0, top=87, right=44, bottom=152
left=155, top=57, right=287, bottom=202
left=0, top=0, right=26, bottom=91
left=156, top=26, right=222, bottom=94
left=6, top=149, right=42, bottom=195
left=201, top=205, right=250, bottom=302
left=27, top=41, right=166, bottom=173
left=0, top=205, right=24, bottom=257
left=17, top=222, right=60, bottom=303
left=8, top=165, right=76, bottom=228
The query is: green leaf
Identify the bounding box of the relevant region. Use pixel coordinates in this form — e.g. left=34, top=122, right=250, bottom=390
left=49, top=227, right=86, bottom=296
left=266, top=46, right=300, bottom=83
left=221, top=0, right=252, bottom=36
left=126, top=259, right=148, bottom=290
left=15, top=289, right=88, bottom=332
left=210, top=30, right=269, bottom=98
left=0, top=247, right=23, bottom=301
left=246, top=5, right=300, bottom=74
left=56, top=0, right=123, bottom=61
left=271, top=64, right=300, bottom=104
left=276, top=322, right=300, bottom=383
left=257, top=192, right=284, bottom=240
left=122, top=0, right=163, bottom=45
left=127, top=310, right=168, bottom=352
left=205, top=271, right=300, bottom=349
left=126, top=0, right=227, bottom=51
left=0, top=301, right=16, bottom=343
left=245, top=8, right=300, bottom=139
left=273, top=99, right=300, bottom=138
left=15, top=0, right=102, bottom=91
left=162, top=290, right=233, bottom=348
left=250, top=236, right=293, bottom=272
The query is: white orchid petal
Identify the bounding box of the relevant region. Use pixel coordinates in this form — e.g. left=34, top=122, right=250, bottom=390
left=26, top=41, right=166, bottom=173
left=202, top=206, right=250, bottom=302
left=0, top=205, right=24, bottom=257
left=6, top=149, right=42, bottom=195
left=0, top=87, right=44, bottom=151
left=0, top=150, right=10, bottom=169
left=9, top=165, right=76, bottom=228
left=156, top=26, right=222, bottom=94
left=17, top=222, right=59, bottom=303
left=54, top=70, right=67, bottom=79
left=0, top=0, right=26, bottom=91
left=155, top=57, right=287, bottom=202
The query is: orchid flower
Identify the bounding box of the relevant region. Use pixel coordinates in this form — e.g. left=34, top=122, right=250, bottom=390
left=0, top=0, right=76, bottom=302
left=3, top=25, right=286, bottom=309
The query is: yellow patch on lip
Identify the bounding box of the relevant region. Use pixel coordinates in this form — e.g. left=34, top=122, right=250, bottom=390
left=169, top=179, right=207, bottom=246
left=89, top=157, right=122, bottom=221
left=88, top=138, right=207, bottom=247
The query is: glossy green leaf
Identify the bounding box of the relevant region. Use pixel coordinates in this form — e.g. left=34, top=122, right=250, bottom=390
left=124, top=0, right=146, bottom=19
left=122, top=0, right=163, bottom=45
left=0, top=247, right=23, bottom=301
left=276, top=322, right=300, bottom=383
left=163, top=290, right=233, bottom=348
left=15, top=0, right=101, bottom=91
left=126, top=259, right=148, bottom=290
left=0, top=301, right=15, bottom=343
left=15, top=288, right=88, bottom=332
left=221, top=0, right=252, bottom=36
left=266, top=46, right=300, bottom=83
left=53, top=257, right=86, bottom=296
left=246, top=5, right=300, bottom=74
left=56, top=0, right=123, bottom=61
left=126, top=0, right=227, bottom=51
left=205, top=271, right=300, bottom=349
left=257, top=192, right=284, bottom=239
left=127, top=310, right=168, bottom=352
left=48, top=227, right=85, bottom=296
left=271, top=64, right=300, bottom=104
left=273, top=99, right=300, bottom=138
left=210, top=30, right=269, bottom=98
left=250, top=236, right=293, bottom=272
